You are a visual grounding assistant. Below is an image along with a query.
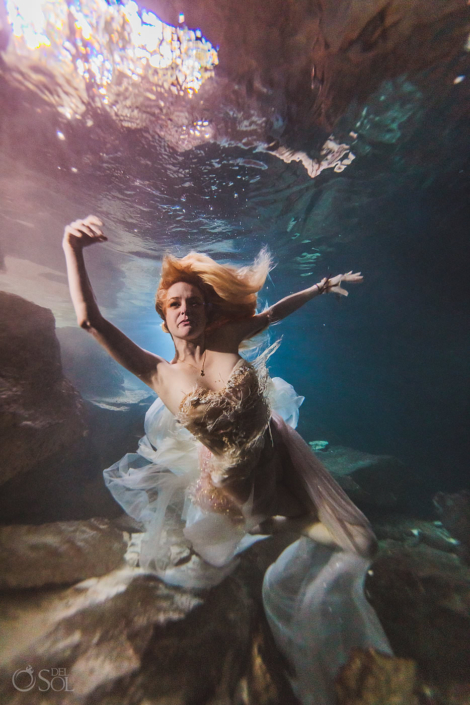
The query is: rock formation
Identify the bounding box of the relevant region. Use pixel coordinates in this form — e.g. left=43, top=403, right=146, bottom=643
left=314, top=445, right=409, bottom=508
left=56, top=326, right=127, bottom=401
left=336, top=648, right=419, bottom=705
left=1, top=515, right=469, bottom=703
left=0, top=525, right=298, bottom=704
left=366, top=539, right=470, bottom=692
left=0, top=518, right=127, bottom=589
left=0, top=292, right=86, bottom=486
left=0, top=293, right=150, bottom=525
left=434, top=490, right=470, bottom=563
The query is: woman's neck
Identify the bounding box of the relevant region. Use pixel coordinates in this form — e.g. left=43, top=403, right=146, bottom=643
left=172, top=335, right=205, bottom=364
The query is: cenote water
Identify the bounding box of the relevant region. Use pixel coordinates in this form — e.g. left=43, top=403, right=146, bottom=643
left=0, top=1, right=469, bottom=704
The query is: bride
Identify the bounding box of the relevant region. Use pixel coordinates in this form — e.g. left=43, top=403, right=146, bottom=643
left=63, top=214, right=391, bottom=704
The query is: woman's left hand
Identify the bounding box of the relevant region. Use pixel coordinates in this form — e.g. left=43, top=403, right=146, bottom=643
left=318, top=271, right=363, bottom=296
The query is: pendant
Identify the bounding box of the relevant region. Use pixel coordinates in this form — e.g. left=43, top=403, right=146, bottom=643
left=200, top=370, right=205, bottom=376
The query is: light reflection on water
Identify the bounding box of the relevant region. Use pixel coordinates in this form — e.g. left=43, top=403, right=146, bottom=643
left=6, top=0, right=218, bottom=94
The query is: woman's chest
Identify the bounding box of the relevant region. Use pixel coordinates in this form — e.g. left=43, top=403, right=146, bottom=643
left=179, top=371, right=270, bottom=453
left=154, top=355, right=244, bottom=416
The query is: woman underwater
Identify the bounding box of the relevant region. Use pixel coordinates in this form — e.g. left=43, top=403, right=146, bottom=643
left=63, top=214, right=391, bottom=705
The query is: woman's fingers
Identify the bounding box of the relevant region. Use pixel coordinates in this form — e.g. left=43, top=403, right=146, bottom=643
left=84, top=214, right=103, bottom=227
left=332, top=285, right=349, bottom=296
left=64, top=216, right=107, bottom=247
left=317, top=270, right=363, bottom=296
left=341, top=272, right=363, bottom=283
left=65, top=226, right=85, bottom=238
left=327, top=274, right=342, bottom=288
left=84, top=216, right=105, bottom=236
left=68, top=215, right=104, bottom=233
left=71, top=221, right=96, bottom=238
left=76, top=220, right=105, bottom=238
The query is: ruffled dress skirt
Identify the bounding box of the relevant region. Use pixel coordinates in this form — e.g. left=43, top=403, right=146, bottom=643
left=103, top=373, right=391, bottom=704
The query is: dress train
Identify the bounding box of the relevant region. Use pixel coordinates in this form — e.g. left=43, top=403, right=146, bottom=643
left=263, top=539, right=392, bottom=704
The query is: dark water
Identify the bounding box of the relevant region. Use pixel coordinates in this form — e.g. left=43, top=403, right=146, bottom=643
left=1, top=0, right=470, bottom=512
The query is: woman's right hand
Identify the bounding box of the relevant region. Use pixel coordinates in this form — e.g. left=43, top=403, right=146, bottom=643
left=63, top=215, right=106, bottom=250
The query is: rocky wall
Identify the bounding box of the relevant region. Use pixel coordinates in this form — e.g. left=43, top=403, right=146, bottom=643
left=0, top=292, right=86, bottom=486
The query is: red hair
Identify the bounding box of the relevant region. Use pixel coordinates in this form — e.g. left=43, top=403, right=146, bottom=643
left=155, top=249, right=272, bottom=334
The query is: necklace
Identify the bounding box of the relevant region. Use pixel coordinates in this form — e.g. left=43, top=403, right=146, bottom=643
left=200, top=348, right=207, bottom=376
left=181, top=347, right=207, bottom=376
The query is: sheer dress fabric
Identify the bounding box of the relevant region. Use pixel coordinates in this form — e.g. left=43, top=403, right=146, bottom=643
left=103, top=347, right=391, bottom=703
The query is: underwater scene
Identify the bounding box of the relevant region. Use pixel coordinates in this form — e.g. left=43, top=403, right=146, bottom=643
left=1, top=1, right=470, bottom=703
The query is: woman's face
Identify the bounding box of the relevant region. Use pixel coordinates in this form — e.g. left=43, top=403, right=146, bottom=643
left=164, top=281, right=207, bottom=340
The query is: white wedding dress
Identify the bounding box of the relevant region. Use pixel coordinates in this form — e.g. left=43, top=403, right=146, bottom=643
left=103, top=347, right=391, bottom=704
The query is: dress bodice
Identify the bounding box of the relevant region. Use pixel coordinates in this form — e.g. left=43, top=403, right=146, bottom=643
left=176, top=358, right=272, bottom=518
left=177, top=358, right=271, bottom=464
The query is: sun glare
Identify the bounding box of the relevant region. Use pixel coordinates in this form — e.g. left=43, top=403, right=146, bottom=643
left=5, top=0, right=218, bottom=95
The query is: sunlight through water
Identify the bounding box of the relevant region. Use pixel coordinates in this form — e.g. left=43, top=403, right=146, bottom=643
left=5, top=0, right=218, bottom=101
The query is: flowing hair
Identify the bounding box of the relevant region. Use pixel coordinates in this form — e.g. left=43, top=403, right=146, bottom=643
left=155, top=248, right=273, bottom=341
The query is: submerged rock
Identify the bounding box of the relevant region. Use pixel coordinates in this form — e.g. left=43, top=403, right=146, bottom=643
left=1, top=512, right=469, bottom=703
left=0, top=394, right=154, bottom=526
left=0, top=293, right=154, bottom=525
left=433, top=490, right=470, bottom=562
left=335, top=648, right=419, bottom=705
left=0, top=518, right=127, bottom=590
left=0, top=436, right=121, bottom=526
left=0, top=531, right=298, bottom=704
left=370, top=513, right=462, bottom=554
left=0, top=565, right=203, bottom=702
left=366, top=540, right=470, bottom=689
left=56, top=326, right=127, bottom=401
left=314, top=445, right=409, bottom=508
left=0, top=292, right=86, bottom=486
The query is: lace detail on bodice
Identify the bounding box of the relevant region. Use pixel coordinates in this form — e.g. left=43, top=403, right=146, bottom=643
left=177, top=358, right=271, bottom=459
left=177, top=357, right=272, bottom=517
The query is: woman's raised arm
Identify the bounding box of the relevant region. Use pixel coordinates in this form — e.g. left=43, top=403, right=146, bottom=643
left=62, top=215, right=162, bottom=387
left=229, top=272, right=363, bottom=343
